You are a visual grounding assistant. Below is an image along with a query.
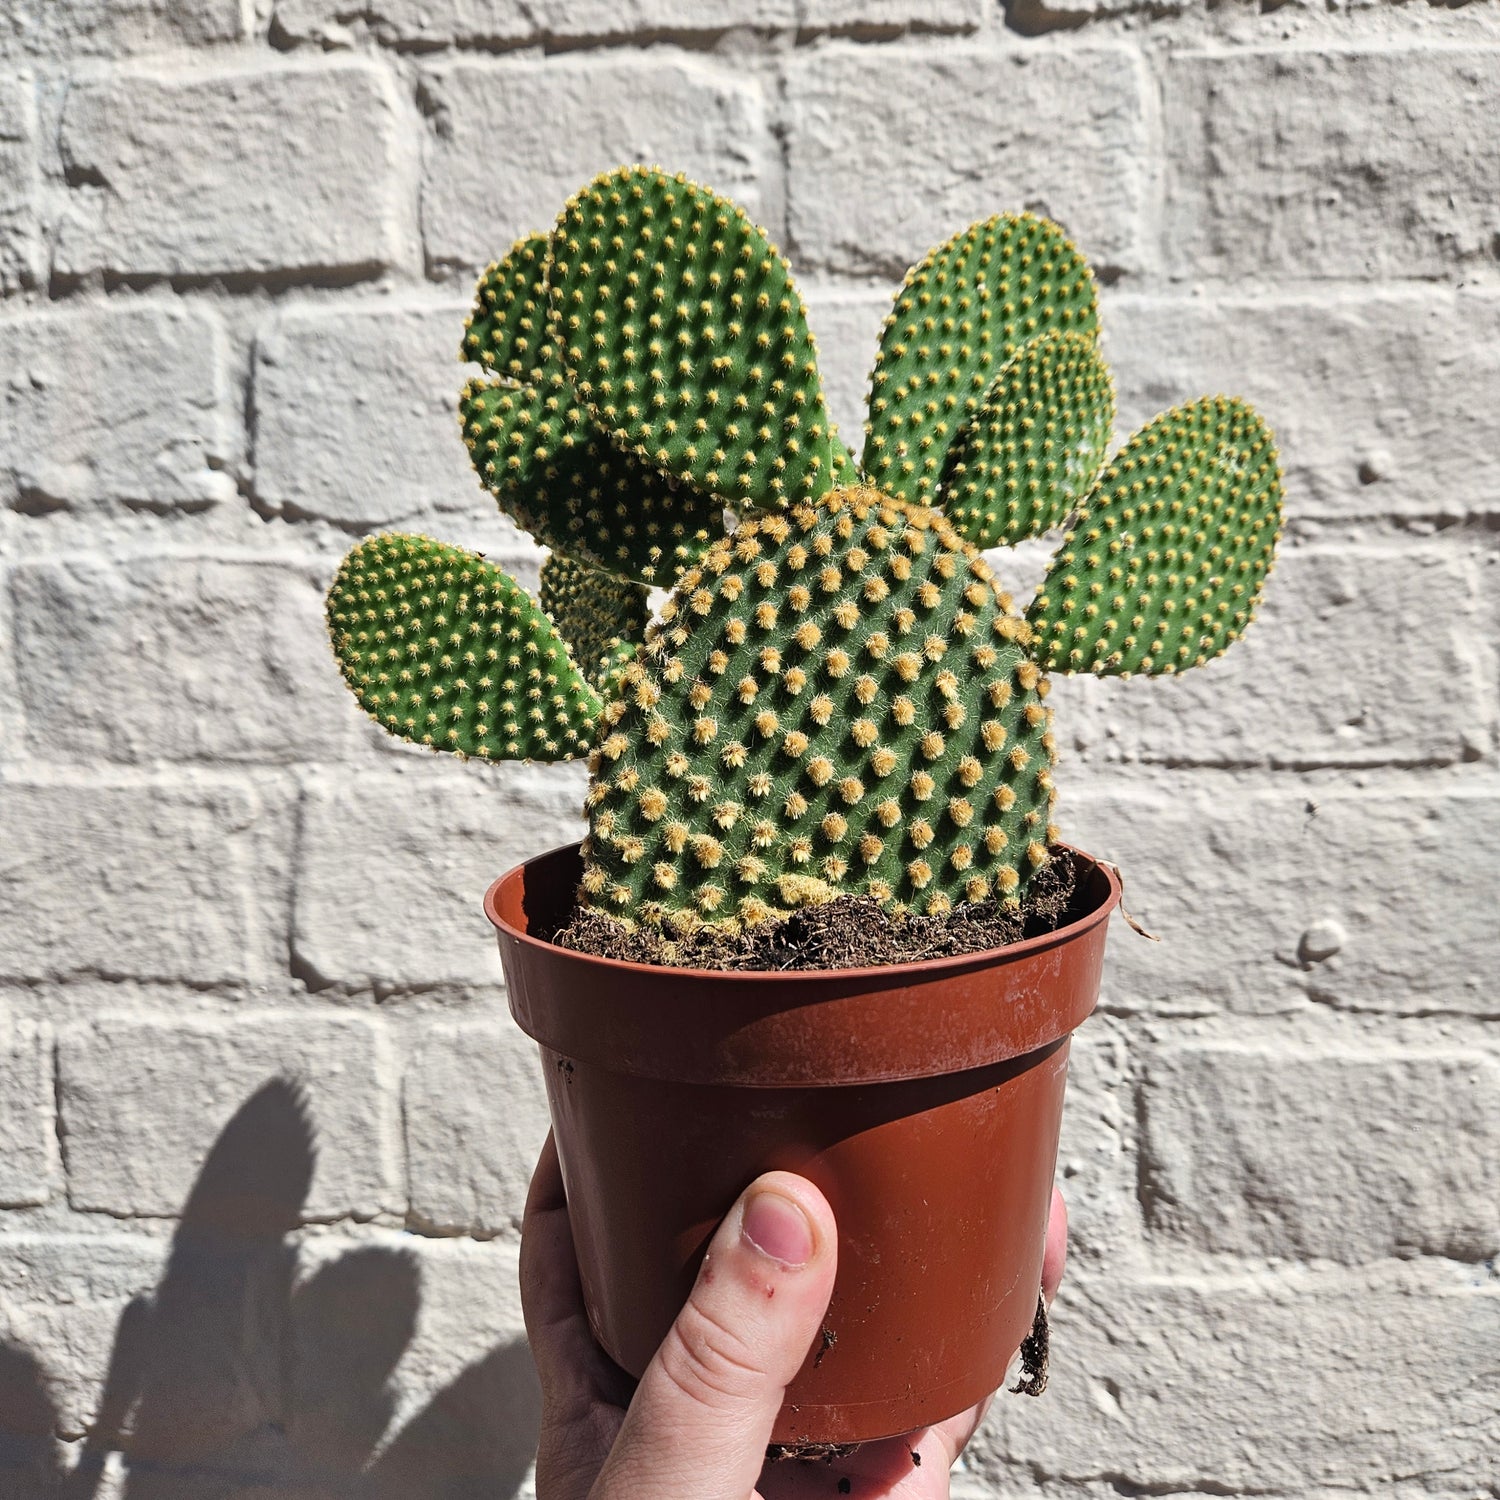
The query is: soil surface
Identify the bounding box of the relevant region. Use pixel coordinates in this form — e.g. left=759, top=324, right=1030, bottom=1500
left=550, top=849, right=1080, bottom=971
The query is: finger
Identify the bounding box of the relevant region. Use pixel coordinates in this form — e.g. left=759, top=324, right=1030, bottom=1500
left=926, top=1389, right=992, bottom=1469
left=591, top=1172, right=837, bottom=1500
left=1042, top=1186, right=1068, bottom=1307
left=519, top=1133, right=604, bottom=1409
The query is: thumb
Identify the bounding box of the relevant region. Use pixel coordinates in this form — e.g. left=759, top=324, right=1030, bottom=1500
left=591, top=1172, right=837, bottom=1500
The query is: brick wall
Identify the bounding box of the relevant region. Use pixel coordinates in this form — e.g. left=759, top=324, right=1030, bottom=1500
left=1, top=2, right=1496, bottom=1495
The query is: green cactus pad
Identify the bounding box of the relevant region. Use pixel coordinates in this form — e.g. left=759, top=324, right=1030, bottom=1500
left=1027, top=396, right=1283, bottom=677
left=326, top=532, right=601, bottom=761
left=539, top=549, right=650, bottom=694
left=461, top=232, right=563, bottom=383
left=831, top=433, right=860, bottom=488
left=549, top=164, right=837, bottom=509
left=863, top=214, right=1099, bottom=508
left=939, top=332, right=1115, bottom=549
left=460, top=376, right=725, bottom=585
left=581, top=487, right=1057, bottom=927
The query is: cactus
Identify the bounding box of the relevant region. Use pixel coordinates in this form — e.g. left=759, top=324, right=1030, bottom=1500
left=862, top=214, right=1100, bottom=509
left=548, top=165, right=842, bottom=508
left=326, top=533, right=600, bottom=761
left=326, top=164, right=1283, bottom=940
left=459, top=231, right=726, bottom=586
left=1026, top=396, right=1281, bottom=676
left=939, top=331, right=1115, bottom=548
left=538, top=549, right=651, bottom=695
left=582, top=487, right=1055, bottom=926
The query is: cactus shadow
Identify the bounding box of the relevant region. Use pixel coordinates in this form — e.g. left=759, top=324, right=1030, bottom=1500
left=0, top=1078, right=539, bottom=1500
left=0, top=1342, right=66, bottom=1498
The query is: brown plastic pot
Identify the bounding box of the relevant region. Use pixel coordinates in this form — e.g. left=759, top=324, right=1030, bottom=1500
left=486, top=842, right=1120, bottom=1447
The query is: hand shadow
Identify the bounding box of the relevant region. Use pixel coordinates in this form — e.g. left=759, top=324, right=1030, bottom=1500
left=0, top=1077, right=542, bottom=1500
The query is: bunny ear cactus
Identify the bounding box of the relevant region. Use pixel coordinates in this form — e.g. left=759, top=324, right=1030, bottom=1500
left=324, top=163, right=1282, bottom=938
left=459, top=232, right=727, bottom=587
left=862, top=214, right=1101, bottom=510
left=582, top=487, right=1057, bottom=927
left=1027, top=396, right=1281, bottom=676
left=939, top=331, right=1116, bottom=548
left=548, top=165, right=845, bottom=509
left=326, top=533, right=601, bottom=761
left=538, top=549, right=651, bottom=696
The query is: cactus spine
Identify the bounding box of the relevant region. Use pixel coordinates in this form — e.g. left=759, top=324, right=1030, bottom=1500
left=325, top=164, right=1283, bottom=936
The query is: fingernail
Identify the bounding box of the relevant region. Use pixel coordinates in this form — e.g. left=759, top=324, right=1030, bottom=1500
left=741, top=1189, right=815, bottom=1268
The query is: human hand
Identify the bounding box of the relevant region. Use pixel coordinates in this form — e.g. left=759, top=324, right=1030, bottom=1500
left=520, top=1132, right=1068, bottom=1500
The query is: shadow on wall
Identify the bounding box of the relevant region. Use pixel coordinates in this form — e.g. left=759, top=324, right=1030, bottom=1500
left=0, top=1079, right=542, bottom=1499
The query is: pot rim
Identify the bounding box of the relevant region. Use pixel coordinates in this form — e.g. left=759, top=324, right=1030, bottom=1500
left=484, top=840, right=1120, bottom=983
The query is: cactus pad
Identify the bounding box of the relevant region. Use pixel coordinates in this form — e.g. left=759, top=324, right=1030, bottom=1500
left=460, top=376, right=724, bottom=584
left=539, top=549, right=650, bottom=694
left=461, top=232, right=563, bottom=383
left=863, top=214, right=1099, bottom=508
left=326, top=532, right=601, bottom=761
left=1028, top=396, right=1283, bottom=677
left=549, top=165, right=837, bottom=508
left=581, top=486, right=1057, bottom=926
left=939, top=332, right=1115, bottom=549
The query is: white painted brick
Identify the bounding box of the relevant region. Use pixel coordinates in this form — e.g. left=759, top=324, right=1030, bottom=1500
left=292, top=764, right=586, bottom=990
left=15, top=1084, right=377, bottom=1464
left=1141, top=1046, right=1500, bottom=1262
left=799, top=0, right=983, bottom=25
left=1053, top=544, right=1490, bottom=770
left=56, top=60, right=411, bottom=282
left=304, top=1235, right=539, bottom=1499
left=254, top=304, right=477, bottom=526
left=0, top=1339, right=63, bottom=1489
left=1056, top=1019, right=1141, bottom=1270
left=10, top=558, right=354, bottom=764
left=783, top=45, right=1148, bottom=275
left=405, top=1026, right=552, bottom=1236
left=0, top=575, right=23, bottom=760
left=974, top=1268, right=1500, bottom=1492
left=419, top=57, right=769, bottom=273
left=60, top=1016, right=399, bottom=1220
left=1062, top=781, right=1500, bottom=1017
left=0, top=779, right=277, bottom=986
left=1164, top=47, right=1500, bottom=280
left=1104, top=288, right=1500, bottom=520
left=0, top=1014, right=53, bottom=1208
left=1003, top=0, right=1141, bottom=28
left=1, top=16, right=1498, bottom=1488
left=0, top=305, right=233, bottom=510
left=404, top=1023, right=549, bottom=1239
left=277, top=0, right=795, bottom=43
left=0, top=1234, right=164, bottom=1442
left=0, top=77, right=37, bottom=294
left=275, top=0, right=980, bottom=43
left=0, top=1, right=241, bottom=61
left=1, top=1232, right=529, bottom=1486
left=801, top=286, right=885, bottom=461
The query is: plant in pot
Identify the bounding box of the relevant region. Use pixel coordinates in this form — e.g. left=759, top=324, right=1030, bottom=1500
left=325, top=166, right=1282, bottom=1449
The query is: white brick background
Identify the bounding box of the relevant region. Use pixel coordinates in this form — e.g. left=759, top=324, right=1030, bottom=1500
left=0, top=2, right=1497, bottom=1496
